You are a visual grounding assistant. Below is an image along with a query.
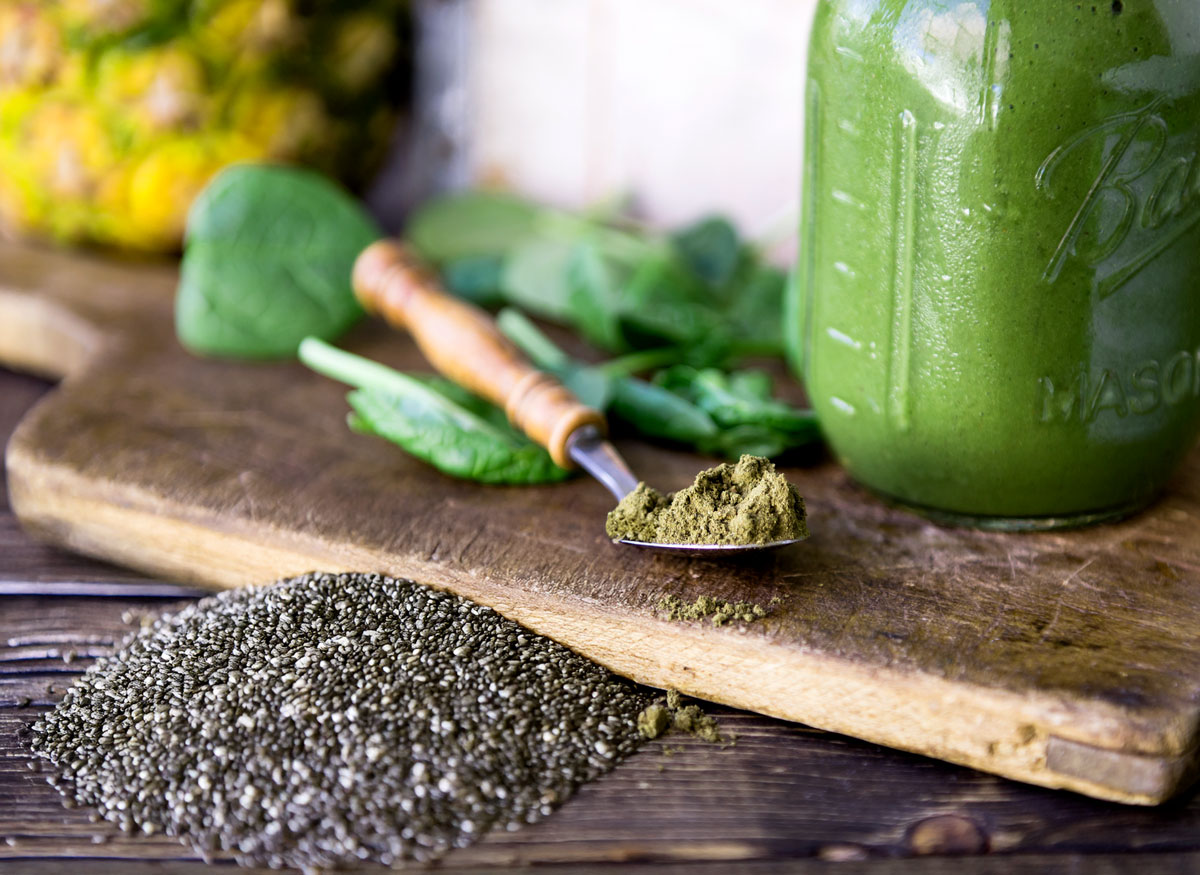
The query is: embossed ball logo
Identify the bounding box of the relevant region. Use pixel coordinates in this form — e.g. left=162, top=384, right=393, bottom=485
left=1037, top=97, right=1200, bottom=299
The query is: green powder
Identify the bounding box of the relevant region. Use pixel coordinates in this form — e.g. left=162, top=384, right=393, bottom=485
left=636, top=690, right=726, bottom=744
left=605, top=455, right=807, bottom=546
left=657, top=594, right=768, bottom=627
left=636, top=704, right=671, bottom=739
left=671, top=704, right=723, bottom=743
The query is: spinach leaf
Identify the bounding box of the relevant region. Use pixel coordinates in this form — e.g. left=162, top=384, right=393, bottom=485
left=299, top=338, right=569, bottom=485
left=501, top=239, right=577, bottom=321
left=410, top=191, right=788, bottom=360
left=440, top=255, right=506, bottom=307
left=721, top=260, right=788, bottom=355
left=401, top=191, right=823, bottom=462
left=556, top=364, right=615, bottom=412
left=617, top=254, right=725, bottom=349
left=496, top=305, right=818, bottom=459
left=176, top=164, right=380, bottom=359
left=566, top=244, right=628, bottom=352
left=670, top=215, right=742, bottom=287
left=347, top=389, right=570, bottom=485
left=495, top=307, right=570, bottom=370
left=406, top=191, right=541, bottom=263
left=652, top=364, right=819, bottom=459
left=655, top=365, right=818, bottom=435
left=727, top=368, right=774, bottom=399
left=609, top=377, right=720, bottom=444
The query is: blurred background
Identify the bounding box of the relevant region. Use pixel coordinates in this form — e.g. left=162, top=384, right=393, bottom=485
left=0, top=0, right=816, bottom=257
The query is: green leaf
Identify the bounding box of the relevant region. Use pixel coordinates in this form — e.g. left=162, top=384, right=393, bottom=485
left=648, top=365, right=820, bottom=459
left=501, top=239, right=577, bottom=321
left=496, top=307, right=569, bottom=370
left=176, top=164, right=379, bottom=360
left=300, top=338, right=506, bottom=437
left=617, top=255, right=725, bottom=349
left=722, top=261, right=787, bottom=354
left=726, top=368, right=774, bottom=400
left=406, top=191, right=541, bottom=263
left=441, top=255, right=506, bottom=307
left=698, top=424, right=795, bottom=460
left=670, top=215, right=742, bottom=286
left=299, top=338, right=569, bottom=485
left=347, top=389, right=570, bottom=485
left=655, top=365, right=818, bottom=435
left=609, top=377, right=719, bottom=445
left=496, top=307, right=720, bottom=447
left=405, top=375, right=528, bottom=439
left=560, top=364, right=615, bottom=411
left=565, top=244, right=628, bottom=352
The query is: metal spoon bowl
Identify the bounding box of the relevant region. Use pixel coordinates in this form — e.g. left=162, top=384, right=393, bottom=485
left=567, top=427, right=805, bottom=556
left=614, top=539, right=803, bottom=557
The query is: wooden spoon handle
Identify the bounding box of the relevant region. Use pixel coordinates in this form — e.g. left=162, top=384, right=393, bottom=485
left=352, top=239, right=605, bottom=469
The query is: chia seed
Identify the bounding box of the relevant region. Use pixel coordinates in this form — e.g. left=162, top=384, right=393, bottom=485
left=28, top=572, right=649, bottom=870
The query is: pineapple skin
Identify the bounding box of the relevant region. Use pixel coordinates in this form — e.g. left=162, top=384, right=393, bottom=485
left=0, top=0, right=408, bottom=252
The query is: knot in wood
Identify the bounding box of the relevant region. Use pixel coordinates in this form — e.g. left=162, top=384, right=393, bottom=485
left=817, top=843, right=870, bottom=861
left=906, top=814, right=988, bottom=856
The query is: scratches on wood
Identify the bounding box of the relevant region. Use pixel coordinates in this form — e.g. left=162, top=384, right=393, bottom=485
left=4, top=242, right=1200, bottom=803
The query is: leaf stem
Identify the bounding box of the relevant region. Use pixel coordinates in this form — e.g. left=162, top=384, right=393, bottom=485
left=299, top=337, right=422, bottom=396
left=496, top=309, right=568, bottom=370
left=599, top=347, right=693, bottom=378
left=299, top=337, right=518, bottom=442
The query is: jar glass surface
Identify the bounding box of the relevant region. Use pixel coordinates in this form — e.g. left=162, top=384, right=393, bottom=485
left=790, top=0, right=1200, bottom=527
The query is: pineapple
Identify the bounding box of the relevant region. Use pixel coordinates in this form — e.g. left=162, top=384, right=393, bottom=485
left=0, top=0, right=407, bottom=252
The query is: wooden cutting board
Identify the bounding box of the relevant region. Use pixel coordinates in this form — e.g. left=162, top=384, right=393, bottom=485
left=3, top=240, right=1200, bottom=806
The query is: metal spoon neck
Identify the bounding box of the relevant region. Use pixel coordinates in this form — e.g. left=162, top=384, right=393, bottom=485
left=566, top=426, right=639, bottom=502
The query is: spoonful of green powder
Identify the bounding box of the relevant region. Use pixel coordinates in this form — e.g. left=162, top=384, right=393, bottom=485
left=605, top=455, right=807, bottom=552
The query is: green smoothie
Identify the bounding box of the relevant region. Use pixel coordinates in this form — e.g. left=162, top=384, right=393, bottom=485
left=790, top=0, right=1200, bottom=525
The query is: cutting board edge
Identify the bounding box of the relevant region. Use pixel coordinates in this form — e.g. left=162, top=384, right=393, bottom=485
left=0, top=287, right=101, bottom=381
left=8, top=449, right=1198, bottom=805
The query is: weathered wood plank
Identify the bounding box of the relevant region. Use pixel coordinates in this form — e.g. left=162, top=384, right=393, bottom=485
left=7, top=607, right=1200, bottom=867
left=5, top=855, right=1200, bottom=875
left=4, top=240, right=1200, bottom=802
left=10, top=697, right=1200, bottom=867
left=1, top=371, right=154, bottom=591
left=8, top=370, right=1200, bottom=867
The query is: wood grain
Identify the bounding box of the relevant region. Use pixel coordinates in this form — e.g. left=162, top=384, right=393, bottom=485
left=6, top=856, right=1200, bottom=874
left=8, top=599, right=1200, bottom=870
left=0, top=372, right=155, bottom=592
left=7, top=375, right=1200, bottom=871
left=3, top=240, right=1200, bottom=804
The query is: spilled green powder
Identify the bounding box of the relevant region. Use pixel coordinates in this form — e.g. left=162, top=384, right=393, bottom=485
left=636, top=704, right=671, bottom=739
left=606, top=455, right=807, bottom=546
left=636, top=689, right=726, bottom=744
left=657, top=594, right=768, bottom=627
left=671, top=704, right=723, bottom=743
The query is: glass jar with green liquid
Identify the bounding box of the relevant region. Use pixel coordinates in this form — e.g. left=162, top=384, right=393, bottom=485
left=790, top=0, right=1200, bottom=528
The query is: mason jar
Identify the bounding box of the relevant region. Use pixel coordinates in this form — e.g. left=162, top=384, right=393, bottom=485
left=789, top=0, right=1200, bottom=528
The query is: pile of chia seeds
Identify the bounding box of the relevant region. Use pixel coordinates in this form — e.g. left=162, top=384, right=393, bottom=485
left=28, top=572, right=649, bottom=870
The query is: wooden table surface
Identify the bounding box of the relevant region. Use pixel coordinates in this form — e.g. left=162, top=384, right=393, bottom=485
left=5, top=366, right=1200, bottom=875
